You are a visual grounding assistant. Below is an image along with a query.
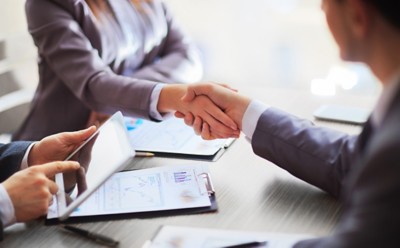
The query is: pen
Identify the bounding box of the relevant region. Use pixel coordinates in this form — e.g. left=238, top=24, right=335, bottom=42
left=222, top=241, right=268, bottom=248
left=135, top=152, right=155, bottom=157
left=63, top=225, right=119, bottom=247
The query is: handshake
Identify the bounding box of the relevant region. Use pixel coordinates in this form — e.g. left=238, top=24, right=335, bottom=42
left=168, top=82, right=252, bottom=140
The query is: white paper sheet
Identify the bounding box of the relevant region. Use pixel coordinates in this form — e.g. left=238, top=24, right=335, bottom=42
left=125, top=117, right=234, bottom=156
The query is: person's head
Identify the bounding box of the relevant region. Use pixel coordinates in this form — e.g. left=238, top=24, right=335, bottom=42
left=363, top=1, right=400, bottom=30
left=321, top=0, right=400, bottom=67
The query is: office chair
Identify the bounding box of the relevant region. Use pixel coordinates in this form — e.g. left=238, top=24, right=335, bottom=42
left=0, top=39, right=34, bottom=142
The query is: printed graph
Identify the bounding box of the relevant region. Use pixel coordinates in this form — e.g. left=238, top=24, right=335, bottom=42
left=104, top=174, right=163, bottom=210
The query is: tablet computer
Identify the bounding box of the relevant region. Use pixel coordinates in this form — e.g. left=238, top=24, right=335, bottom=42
left=313, top=104, right=370, bottom=125
left=53, top=111, right=134, bottom=221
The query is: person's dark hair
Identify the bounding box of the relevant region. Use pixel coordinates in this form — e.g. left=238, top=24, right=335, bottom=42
left=364, top=0, right=400, bottom=29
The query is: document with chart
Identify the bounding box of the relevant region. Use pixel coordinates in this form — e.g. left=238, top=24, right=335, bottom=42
left=125, top=117, right=235, bottom=161
left=47, top=164, right=215, bottom=221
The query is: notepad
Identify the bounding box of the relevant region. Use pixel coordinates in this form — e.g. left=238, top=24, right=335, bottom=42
left=125, top=117, right=235, bottom=161
left=46, top=164, right=216, bottom=223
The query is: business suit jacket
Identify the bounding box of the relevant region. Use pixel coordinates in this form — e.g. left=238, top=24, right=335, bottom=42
left=252, top=88, right=400, bottom=247
left=13, top=0, right=202, bottom=141
left=0, top=141, right=31, bottom=241
left=0, top=142, right=31, bottom=182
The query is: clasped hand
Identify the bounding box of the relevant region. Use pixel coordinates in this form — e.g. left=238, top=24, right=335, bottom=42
left=174, top=82, right=251, bottom=140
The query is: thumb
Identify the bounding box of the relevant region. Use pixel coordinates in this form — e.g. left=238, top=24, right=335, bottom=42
left=181, top=83, right=214, bottom=102
left=216, top=83, right=238, bottom=92
left=63, top=126, right=97, bottom=144
left=41, top=161, right=80, bottom=178
left=181, top=86, right=198, bottom=102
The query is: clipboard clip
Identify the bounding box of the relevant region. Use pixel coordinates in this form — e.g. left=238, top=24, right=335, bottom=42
left=198, top=173, right=215, bottom=196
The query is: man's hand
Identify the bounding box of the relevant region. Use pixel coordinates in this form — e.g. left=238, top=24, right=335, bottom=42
left=175, top=83, right=251, bottom=140
left=2, top=161, right=80, bottom=222
left=28, top=126, right=97, bottom=166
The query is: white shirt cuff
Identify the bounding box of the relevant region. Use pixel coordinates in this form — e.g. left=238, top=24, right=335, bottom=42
left=242, top=100, right=269, bottom=141
left=20, top=143, right=36, bottom=170
left=0, top=184, right=16, bottom=227
left=149, top=83, right=173, bottom=121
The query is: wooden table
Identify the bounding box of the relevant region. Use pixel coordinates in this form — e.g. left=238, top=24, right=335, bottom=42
left=2, top=87, right=378, bottom=247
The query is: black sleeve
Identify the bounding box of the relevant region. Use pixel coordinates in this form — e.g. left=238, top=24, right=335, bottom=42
left=0, top=142, right=32, bottom=182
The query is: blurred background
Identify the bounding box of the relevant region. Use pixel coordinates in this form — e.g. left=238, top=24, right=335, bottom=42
left=0, top=0, right=380, bottom=137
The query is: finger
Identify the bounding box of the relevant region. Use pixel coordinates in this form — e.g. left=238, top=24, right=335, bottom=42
left=184, top=113, right=195, bottom=126
left=198, top=117, right=239, bottom=138
left=174, top=111, right=185, bottom=118
left=201, top=109, right=238, bottom=136
left=200, top=100, right=237, bottom=130
left=209, top=126, right=240, bottom=139
left=216, top=82, right=238, bottom=92
left=62, top=126, right=97, bottom=144
left=41, top=161, right=80, bottom=178
left=206, top=106, right=238, bottom=131
left=77, top=167, right=88, bottom=195
left=206, top=126, right=227, bottom=139
left=48, top=181, right=59, bottom=195
left=201, top=122, right=213, bottom=140
left=193, top=116, right=203, bottom=135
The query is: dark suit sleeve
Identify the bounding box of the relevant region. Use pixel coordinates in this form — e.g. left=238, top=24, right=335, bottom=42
left=252, top=107, right=400, bottom=247
left=0, top=213, right=2, bottom=241
left=251, top=107, right=358, bottom=198
left=0, top=142, right=32, bottom=182
left=294, top=129, right=400, bottom=247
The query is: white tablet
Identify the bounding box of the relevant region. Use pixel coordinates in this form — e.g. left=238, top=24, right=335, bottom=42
left=313, top=105, right=369, bottom=125
left=54, top=111, right=134, bottom=221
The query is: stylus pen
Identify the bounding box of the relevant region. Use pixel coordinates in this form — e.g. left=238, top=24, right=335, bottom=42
left=135, top=152, right=155, bottom=157
left=222, top=241, right=268, bottom=248
left=63, top=225, right=119, bottom=247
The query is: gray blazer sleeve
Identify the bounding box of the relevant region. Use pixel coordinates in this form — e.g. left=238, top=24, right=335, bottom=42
left=0, top=142, right=31, bottom=182
left=251, top=107, right=358, bottom=197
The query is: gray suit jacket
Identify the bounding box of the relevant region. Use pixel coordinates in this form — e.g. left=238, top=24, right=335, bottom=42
left=0, top=141, right=31, bottom=241
left=13, top=0, right=202, bottom=141
left=252, top=90, right=400, bottom=247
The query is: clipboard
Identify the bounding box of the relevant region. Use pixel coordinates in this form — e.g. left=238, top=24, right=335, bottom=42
left=45, top=165, right=217, bottom=225
left=145, top=138, right=235, bottom=162
left=125, top=117, right=236, bottom=161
